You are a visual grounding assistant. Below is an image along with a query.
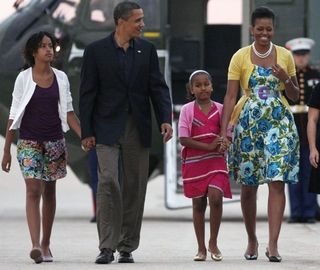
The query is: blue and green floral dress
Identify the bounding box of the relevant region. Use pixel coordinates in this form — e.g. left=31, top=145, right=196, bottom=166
left=228, top=65, right=299, bottom=185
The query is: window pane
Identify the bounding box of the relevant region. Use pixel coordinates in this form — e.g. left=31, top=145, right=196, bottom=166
left=135, top=0, right=160, bottom=29
left=87, top=0, right=160, bottom=29
left=52, top=0, right=80, bottom=25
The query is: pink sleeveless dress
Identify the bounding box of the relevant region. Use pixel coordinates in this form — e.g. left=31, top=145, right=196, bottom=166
left=180, top=102, right=232, bottom=199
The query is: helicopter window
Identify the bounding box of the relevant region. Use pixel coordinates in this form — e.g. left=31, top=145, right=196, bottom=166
left=90, top=10, right=105, bottom=23
left=135, top=0, right=160, bottom=29
left=88, top=0, right=121, bottom=27
left=52, top=0, right=80, bottom=25
left=87, top=0, right=160, bottom=29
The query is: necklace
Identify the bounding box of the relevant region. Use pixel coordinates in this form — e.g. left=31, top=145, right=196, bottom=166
left=252, top=41, right=273, bottom=58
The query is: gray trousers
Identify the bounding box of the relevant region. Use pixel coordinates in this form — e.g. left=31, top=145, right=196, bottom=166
left=95, top=117, right=149, bottom=253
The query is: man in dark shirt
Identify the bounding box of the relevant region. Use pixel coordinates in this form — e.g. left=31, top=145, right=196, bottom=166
left=79, top=1, right=173, bottom=264
left=285, top=37, right=320, bottom=223
left=307, top=83, right=320, bottom=194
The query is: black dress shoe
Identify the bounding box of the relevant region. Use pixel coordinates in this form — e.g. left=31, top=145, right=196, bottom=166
left=301, top=218, right=316, bottom=224
left=95, top=248, right=114, bottom=264
left=287, top=217, right=301, bottom=223
left=118, top=252, right=134, bottom=263
left=315, top=206, right=320, bottom=221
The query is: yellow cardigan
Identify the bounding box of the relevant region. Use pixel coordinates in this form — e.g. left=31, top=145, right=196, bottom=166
left=228, top=44, right=296, bottom=125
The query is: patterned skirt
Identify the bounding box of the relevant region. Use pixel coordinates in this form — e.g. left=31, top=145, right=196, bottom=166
left=228, top=93, right=299, bottom=185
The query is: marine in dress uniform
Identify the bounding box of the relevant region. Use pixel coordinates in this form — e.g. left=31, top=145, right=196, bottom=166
left=285, top=37, right=320, bottom=223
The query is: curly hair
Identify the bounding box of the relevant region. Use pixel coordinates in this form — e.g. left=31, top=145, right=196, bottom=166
left=23, top=31, right=57, bottom=67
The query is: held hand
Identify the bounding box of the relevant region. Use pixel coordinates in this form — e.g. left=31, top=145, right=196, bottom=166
left=218, top=137, right=231, bottom=153
left=309, top=149, right=319, bottom=168
left=81, top=136, right=96, bottom=152
left=161, top=123, right=173, bottom=143
left=1, top=152, right=11, bottom=172
left=208, top=137, right=222, bottom=151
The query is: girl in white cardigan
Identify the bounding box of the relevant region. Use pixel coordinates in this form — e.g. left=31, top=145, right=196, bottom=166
left=1, top=31, right=81, bottom=264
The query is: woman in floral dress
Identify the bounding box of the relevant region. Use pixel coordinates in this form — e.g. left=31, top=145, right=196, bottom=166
left=220, top=7, right=299, bottom=262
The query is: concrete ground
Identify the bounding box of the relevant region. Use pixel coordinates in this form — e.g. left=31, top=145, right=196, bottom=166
left=0, top=136, right=319, bottom=270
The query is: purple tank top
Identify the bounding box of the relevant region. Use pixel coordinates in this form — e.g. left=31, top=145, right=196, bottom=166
left=19, top=75, right=63, bottom=141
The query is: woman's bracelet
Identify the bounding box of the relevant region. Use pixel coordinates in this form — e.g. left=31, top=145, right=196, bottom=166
left=284, top=78, right=291, bottom=84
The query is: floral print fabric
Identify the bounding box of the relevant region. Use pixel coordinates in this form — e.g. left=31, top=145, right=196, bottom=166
left=17, top=138, right=67, bottom=181
left=228, top=65, right=299, bottom=185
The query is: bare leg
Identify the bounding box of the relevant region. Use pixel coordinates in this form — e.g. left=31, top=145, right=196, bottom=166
left=207, top=187, right=223, bottom=254
left=267, top=181, right=285, bottom=257
left=241, top=185, right=259, bottom=255
left=192, top=196, right=207, bottom=256
left=41, top=181, right=56, bottom=257
left=25, top=178, right=42, bottom=249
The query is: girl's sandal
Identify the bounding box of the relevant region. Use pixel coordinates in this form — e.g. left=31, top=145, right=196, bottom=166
left=193, top=252, right=206, bottom=261
left=30, top=248, right=43, bottom=264
left=43, top=249, right=53, bottom=262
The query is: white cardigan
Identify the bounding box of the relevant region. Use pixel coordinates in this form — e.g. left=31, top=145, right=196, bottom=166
left=9, top=67, right=74, bottom=132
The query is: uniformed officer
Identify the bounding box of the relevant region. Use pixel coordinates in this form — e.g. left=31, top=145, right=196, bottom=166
left=285, top=37, right=320, bottom=223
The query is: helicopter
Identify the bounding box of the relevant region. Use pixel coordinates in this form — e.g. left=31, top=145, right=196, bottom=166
left=0, top=0, right=167, bottom=185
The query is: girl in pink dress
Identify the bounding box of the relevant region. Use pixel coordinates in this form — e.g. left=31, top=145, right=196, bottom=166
left=178, top=70, right=232, bottom=262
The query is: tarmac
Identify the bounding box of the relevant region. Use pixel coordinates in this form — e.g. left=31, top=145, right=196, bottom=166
left=0, top=136, right=320, bottom=270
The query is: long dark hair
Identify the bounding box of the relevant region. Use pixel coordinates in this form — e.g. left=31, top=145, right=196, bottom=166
left=23, top=31, right=57, bottom=67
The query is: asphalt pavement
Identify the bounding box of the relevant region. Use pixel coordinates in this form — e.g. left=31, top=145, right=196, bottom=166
left=0, top=136, right=319, bottom=270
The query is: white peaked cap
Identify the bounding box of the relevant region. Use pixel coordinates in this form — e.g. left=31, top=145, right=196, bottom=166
left=285, top=37, right=315, bottom=52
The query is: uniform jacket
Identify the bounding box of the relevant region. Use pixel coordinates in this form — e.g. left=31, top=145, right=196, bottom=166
left=286, top=65, right=320, bottom=144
